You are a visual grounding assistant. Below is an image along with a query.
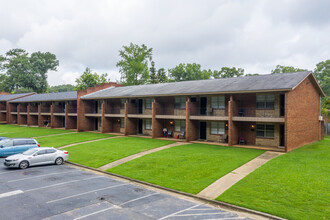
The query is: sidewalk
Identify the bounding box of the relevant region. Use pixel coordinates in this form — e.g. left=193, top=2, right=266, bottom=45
left=197, top=151, right=283, bottom=199
left=99, top=142, right=189, bottom=170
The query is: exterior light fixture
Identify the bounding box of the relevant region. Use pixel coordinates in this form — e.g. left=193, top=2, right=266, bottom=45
left=170, top=121, right=174, bottom=125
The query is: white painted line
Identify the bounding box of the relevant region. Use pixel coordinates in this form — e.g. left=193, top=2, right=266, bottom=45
left=8, top=170, right=77, bottom=183
left=205, top=217, right=245, bottom=220
left=158, top=204, right=200, bottom=220
left=120, top=192, right=159, bottom=206
left=25, top=176, right=104, bottom=192
left=0, top=190, right=24, bottom=199
left=190, top=208, right=218, bottom=211
left=175, top=212, right=227, bottom=217
left=46, top=183, right=127, bottom=204
left=74, top=192, right=159, bottom=220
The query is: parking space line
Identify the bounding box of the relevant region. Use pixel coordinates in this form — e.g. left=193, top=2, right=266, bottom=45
left=158, top=204, right=200, bottom=220
left=46, top=183, right=128, bottom=204
left=25, top=176, right=105, bottom=192
left=74, top=192, right=160, bottom=220
left=175, top=212, right=228, bottom=216
left=8, top=170, right=78, bottom=183
left=0, top=190, right=24, bottom=199
left=205, top=218, right=246, bottom=220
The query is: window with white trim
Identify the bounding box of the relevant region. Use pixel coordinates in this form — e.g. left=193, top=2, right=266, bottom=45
left=174, top=120, right=186, bottom=132
left=120, top=99, right=126, bottom=109
left=174, top=97, right=186, bottom=109
left=120, top=118, right=124, bottom=128
left=145, top=119, right=152, bottom=130
left=145, top=98, right=152, bottom=109
left=211, top=96, right=225, bottom=109
left=256, top=124, right=274, bottom=138
left=210, top=122, right=225, bottom=135
left=256, top=95, right=275, bottom=109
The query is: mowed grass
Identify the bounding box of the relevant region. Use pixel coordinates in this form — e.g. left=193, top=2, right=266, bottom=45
left=109, top=144, right=264, bottom=194
left=0, top=124, right=73, bottom=138
left=65, top=137, right=175, bottom=168
left=217, top=137, right=330, bottom=220
left=36, top=132, right=115, bottom=148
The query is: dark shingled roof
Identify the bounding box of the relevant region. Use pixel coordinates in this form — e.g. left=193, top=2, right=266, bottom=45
left=81, top=71, right=317, bottom=99
left=0, top=93, right=35, bottom=102
left=10, top=91, right=77, bottom=103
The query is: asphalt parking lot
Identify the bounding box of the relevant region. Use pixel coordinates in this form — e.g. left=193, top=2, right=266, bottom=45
left=0, top=158, right=250, bottom=220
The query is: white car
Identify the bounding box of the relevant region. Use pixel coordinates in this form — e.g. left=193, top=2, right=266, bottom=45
left=4, top=147, right=69, bottom=169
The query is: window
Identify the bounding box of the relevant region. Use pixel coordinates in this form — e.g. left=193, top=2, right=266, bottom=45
left=120, top=99, right=126, bottom=109
left=175, top=97, right=186, bottom=109
left=14, top=140, right=28, bottom=146
left=256, top=95, right=275, bottom=109
left=46, top=149, right=56, bottom=154
left=145, top=98, right=152, bottom=109
left=211, top=96, right=225, bottom=109
left=175, top=120, right=186, bottom=132
left=210, top=122, right=225, bottom=135
left=98, top=118, right=102, bottom=127
left=37, top=150, right=47, bottom=155
left=145, top=119, right=152, bottom=130
left=256, top=124, right=275, bottom=138
left=120, top=118, right=125, bottom=128
left=98, top=100, right=103, bottom=111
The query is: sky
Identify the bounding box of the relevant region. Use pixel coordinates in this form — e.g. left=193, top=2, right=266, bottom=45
left=1, top=0, right=330, bottom=86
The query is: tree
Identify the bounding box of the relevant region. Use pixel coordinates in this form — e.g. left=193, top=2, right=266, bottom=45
left=314, top=60, right=330, bottom=96
left=213, top=67, right=244, bottom=78
left=245, top=73, right=259, bottom=76
left=168, top=63, right=211, bottom=82
left=116, top=43, right=153, bottom=85
left=149, top=61, right=169, bottom=84
left=0, top=48, right=59, bottom=93
left=74, top=67, right=109, bottom=91
left=149, top=61, right=157, bottom=84
left=157, top=68, right=169, bottom=83
left=271, top=65, right=307, bottom=74
left=48, top=84, right=75, bottom=93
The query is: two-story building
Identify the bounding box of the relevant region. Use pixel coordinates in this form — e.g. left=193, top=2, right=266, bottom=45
left=78, top=71, right=325, bottom=152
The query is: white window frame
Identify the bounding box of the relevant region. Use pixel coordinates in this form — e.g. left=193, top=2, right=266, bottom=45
left=211, top=96, right=225, bottom=109
left=145, top=98, right=152, bottom=109
left=145, top=119, right=152, bottom=130
left=175, top=97, right=186, bottom=109
left=210, top=122, right=225, bottom=135
left=174, top=120, right=186, bottom=132
left=256, top=124, right=275, bottom=138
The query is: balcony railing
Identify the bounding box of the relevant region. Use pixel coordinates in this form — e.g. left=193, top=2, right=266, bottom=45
left=105, top=107, right=122, bottom=115
left=190, top=107, right=228, bottom=116
left=234, top=107, right=281, bottom=118
left=53, top=108, right=65, bottom=113
left=156, top=107, right=176, bottom=115
left=19, top=107, right=28, bottom=112
left=67, top=107, right=77, bottom=114
left=29, top=108, right=38, bottom=113
left=41, top=107, right=50, bottom=113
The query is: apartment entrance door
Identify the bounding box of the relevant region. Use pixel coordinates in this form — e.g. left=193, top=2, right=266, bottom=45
left=138, top=119, right=143, bottom=134
left=62, top=117, right=65, bottom=128
left=200, top=97, right=207, bottom=115
left=280, top=124, right=285, bottom=147
left=94, top=118, right=98, bottom=131
left=138, top=99, right=143, bottom=114
left=280, top=94, right=285, bottom=117
left=200, top=122, right=206, bottom=139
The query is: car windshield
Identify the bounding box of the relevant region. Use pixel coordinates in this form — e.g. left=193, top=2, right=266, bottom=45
left=0, top=139, right=12, bottom=148
left=22, top=148, right=38, bottom=155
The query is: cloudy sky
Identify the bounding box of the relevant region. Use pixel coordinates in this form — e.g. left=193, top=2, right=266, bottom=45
left=1, top=0, right=330, bottom=86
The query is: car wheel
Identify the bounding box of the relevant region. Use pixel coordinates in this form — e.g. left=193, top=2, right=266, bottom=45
left=19, top=160, right=29, bottom=169
left=55, top=157, right=63, bottom=165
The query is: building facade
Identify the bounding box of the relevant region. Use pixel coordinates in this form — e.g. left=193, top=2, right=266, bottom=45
left=1, top=71, right=325, bottom=152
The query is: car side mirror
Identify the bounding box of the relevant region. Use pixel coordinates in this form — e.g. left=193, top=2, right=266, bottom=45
left=33, top=153, right=38, bottom=156
left=0, top=145, right=3, bottom=148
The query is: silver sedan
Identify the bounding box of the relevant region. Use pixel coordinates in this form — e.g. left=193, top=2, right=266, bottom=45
left=4, top=147, right=69, bottom=169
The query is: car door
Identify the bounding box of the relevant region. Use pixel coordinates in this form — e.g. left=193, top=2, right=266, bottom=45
left=29, top=149, right=47, bottom=166
left=13, top=140, right=28, bottom=154
left=44, top=149, right=57, bottom=164
left=0, top=140, right=14, bottom=156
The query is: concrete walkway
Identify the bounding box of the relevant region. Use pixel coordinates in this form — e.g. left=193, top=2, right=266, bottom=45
left=99, top=142, right=189, bottom=171
left=197, top=151, right=283, bottom=199
left=58, top=136, right=123, bottom=149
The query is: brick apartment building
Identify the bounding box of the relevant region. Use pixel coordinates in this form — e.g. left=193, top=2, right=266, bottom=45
left=0, top=71, right=325, bottom=152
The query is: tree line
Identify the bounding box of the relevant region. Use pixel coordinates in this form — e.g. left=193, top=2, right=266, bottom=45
left=0, top=44, right=329, bottom=116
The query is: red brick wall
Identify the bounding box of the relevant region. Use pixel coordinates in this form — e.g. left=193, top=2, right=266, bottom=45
left=285, top=76, right=321, bottom=152
left=77, top=82, right=123, bottom=131
left=66, top=116, right=77, bottom=129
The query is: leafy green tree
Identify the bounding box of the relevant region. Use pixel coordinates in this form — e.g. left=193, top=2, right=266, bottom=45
left=213, top=67, right=244, bottom=78
left=271, top=65, right=307, bottom=74
left=116, top=43, right=153, bottom=85
left=245, top=73, right=259, bottom=76
left=48, top=84, right=75, bottom=93
left=314, top=60, right=330, bottom=96
left=0, top=48, right=59, bottom=93
left=157, top=68, right=169, bottom=83
left=168, top=63, right=211, bottom=81
left=74, top=67, right=109, bottom=91
left=148, top=61, right=169, bottom=84
left=149, top=61, right=157, bottom=84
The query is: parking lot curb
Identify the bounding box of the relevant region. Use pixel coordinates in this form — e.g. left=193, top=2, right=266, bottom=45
left=65, top=161, right=285, bottom=220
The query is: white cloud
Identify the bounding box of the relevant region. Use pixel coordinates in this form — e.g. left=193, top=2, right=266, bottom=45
left=1, top=0, right=330, bottom=86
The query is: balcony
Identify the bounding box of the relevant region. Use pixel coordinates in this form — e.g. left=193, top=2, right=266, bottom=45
left=67, top=107, right=77, bottom=116
left=104, top=107, right=124, bottom=118
left=127, top=107, right=152, bottom=119
left=155, top=106, right=185, bottom=120
left=232, top=107, right=284, bottom=123
left=189, top=107, right=228, bottom=121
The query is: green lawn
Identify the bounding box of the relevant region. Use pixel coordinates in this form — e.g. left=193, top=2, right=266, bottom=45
left=65, top=137, right=175, bottom=168
left=36, top=132, right=115, bottom=148
left=217, top=137, right=330, bottom=220
left=109, top=143, right=264, bottom=194
left=0, top=124, right=73, bottom=138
